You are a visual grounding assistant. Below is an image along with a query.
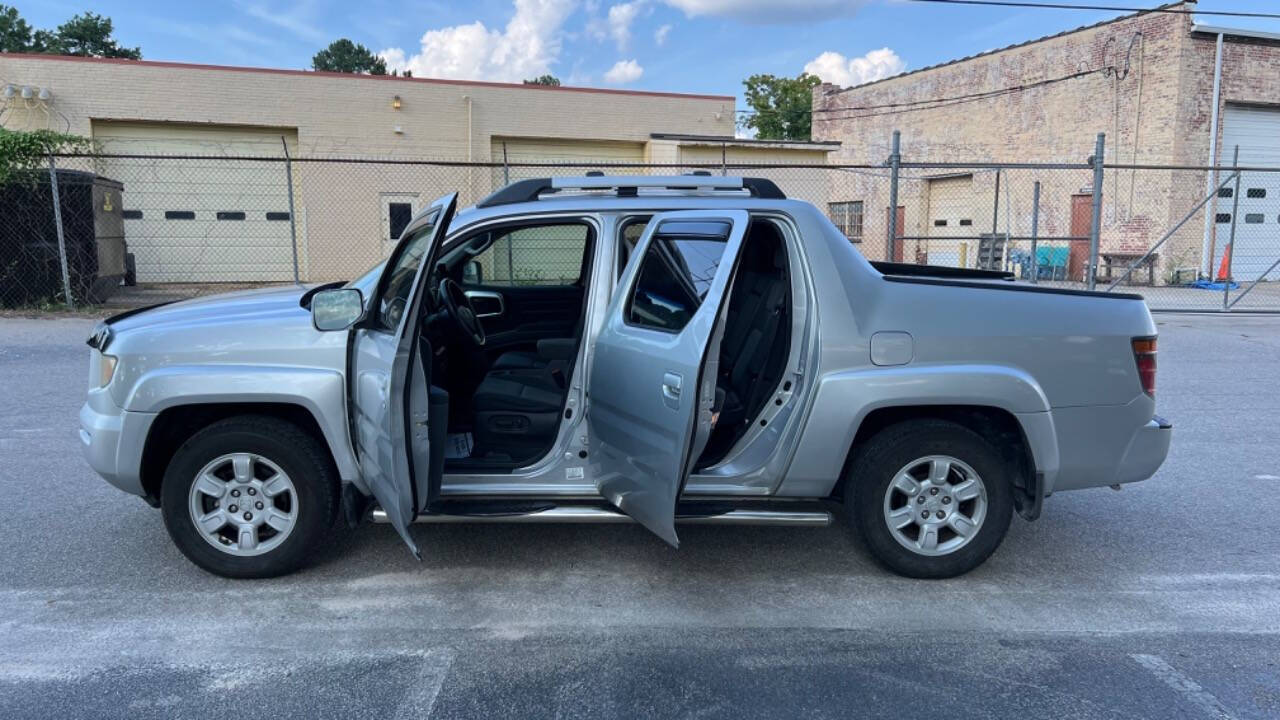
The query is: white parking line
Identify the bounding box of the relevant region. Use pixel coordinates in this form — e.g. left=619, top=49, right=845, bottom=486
left=393, top=648, right=456, bottom=720
left=1130, top=654, right=1237, bottom=720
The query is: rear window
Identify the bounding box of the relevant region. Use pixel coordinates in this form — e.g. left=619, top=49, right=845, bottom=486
left=625, top=221, right=730, bottom=332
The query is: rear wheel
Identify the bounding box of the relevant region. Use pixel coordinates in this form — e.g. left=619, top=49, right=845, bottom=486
left=160, top=416, right=338, bottom=578
left=846, top=419, right=1013, bottom=578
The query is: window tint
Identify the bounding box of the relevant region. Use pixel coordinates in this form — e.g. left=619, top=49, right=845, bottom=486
left=1247, top=188, right=1266, bottom=199
left=626, top=229, right=728, bottom=332
left=618, top=217, right=651, bottom=277
left=375, top=210, right=441, bottom=330
left=1216, top=213, right=1232, bottom=224
left=1219, top=187, right=1233, bottom=198
left=470, top=223, right=589, bottom=286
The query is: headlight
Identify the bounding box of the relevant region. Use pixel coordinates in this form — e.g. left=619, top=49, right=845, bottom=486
left=98, top=353, right=118, bottom=388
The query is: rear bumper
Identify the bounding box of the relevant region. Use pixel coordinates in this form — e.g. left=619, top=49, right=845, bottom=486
left=1113, top=415, right=1173, bottom=486
left=79, top=397, right=155, bottom=497
left=1046, top=394, right=1171, bottom=493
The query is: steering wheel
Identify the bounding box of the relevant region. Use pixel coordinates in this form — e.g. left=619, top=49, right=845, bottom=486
left=438, top=277, right=486, bottom=347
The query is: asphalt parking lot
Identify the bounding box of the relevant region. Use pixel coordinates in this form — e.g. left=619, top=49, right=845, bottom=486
left=1, top=312, right=1278, bottom=719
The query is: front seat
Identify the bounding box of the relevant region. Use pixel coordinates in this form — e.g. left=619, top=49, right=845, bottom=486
left=471, top=347, right=574, bottom=460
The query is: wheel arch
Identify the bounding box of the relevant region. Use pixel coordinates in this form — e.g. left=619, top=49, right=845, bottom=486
left=139, top=402, right=344, bottom=506
left=833, top=404, right=1040, bottom=519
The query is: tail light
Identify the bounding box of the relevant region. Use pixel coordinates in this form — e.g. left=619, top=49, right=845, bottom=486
left=1132, top=337, right=1157, bottom=398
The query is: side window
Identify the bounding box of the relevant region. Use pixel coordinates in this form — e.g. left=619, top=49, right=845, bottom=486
left=470, top=223, right=589, bottom=287
left=626, top=224, right=729, bottom=332
left=375, top=212, right=440, bottom=331
left=617, top=216, right=652, bottom=277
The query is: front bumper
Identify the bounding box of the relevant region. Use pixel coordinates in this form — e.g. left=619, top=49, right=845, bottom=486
left=79, top=393, right=155, bottom=498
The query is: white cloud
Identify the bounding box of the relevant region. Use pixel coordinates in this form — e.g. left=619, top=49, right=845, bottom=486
left=603, top=59, right=643, bottom=84
left=607, top=2, right=643, bottom=50
left=653, top=23, right=671, bottom=46
left=239, top=2, right=327, bottom=43
left=803, top=48, right=907, bottom=87
left=661, top=0, right=867, bottom=22
left=379, top=0, right=576, bottom=83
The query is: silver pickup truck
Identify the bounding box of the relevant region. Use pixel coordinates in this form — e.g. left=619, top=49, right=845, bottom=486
left=80, top=176, right=1171, bottom=579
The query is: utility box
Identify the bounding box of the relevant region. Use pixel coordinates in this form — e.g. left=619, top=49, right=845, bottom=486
left=0, top=170, right=127, bottom=306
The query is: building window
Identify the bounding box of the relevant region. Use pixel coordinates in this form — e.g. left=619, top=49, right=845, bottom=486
left=1216, top=213, right=1231, bottom=223
left=1247, top=188, right=1266, bottom=199
left=828, top=201, right=863, bottom=242
left=123, top=210, right=143, bottom=220
left=388, top=202, right=414, bottom=241
left=266, top=212, right=290, bottom=221
left=1245, top=213, right=1264, bottom=224
left=933, top=219, right=948, bottom=227
left=1218, top=187, right=1233, bottom=198
left=216, top=211, right=246, bottom=221
left=164, top=211, right=195, bottom=220
left=959, top=219, right=973, bottom=226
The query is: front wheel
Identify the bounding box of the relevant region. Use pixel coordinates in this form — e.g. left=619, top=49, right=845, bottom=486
left=160, top=416, right=339, bottom=578
left=847, top=419, right=1013, bottom=579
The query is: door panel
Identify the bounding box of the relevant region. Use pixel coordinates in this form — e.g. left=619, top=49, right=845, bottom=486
left=468, top=283, right=584, bottom=358
left=349, top=192, right=457, bottom=556
left=588, top=210, right=749, bottom=546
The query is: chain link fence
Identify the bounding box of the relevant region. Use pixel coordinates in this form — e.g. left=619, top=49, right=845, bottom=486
left=2, top=139, right=1276, bottom=311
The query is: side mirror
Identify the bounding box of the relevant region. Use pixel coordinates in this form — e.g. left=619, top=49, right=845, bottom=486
left=311, top=288, right=364, bottom=331
left=463, top=260, right=483, bottom=285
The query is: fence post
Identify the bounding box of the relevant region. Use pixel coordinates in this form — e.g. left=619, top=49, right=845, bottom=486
left=887, top=130, right=900, bottom=262
left=1223, top=145, right=1241, bottom=310
left=46, top=154, right=75, bottom=309
left=1088, top=133, right=1105, bottom=290
left=281, top=137, right=301, bottom=284
left=502, top=141, right=510, bottom=186
left=1030, top=180, right=1041, bottom=284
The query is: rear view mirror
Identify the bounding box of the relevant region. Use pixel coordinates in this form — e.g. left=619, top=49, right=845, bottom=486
left=311, top=288, right=364, bottom=331
left=463, top=260, right=483, bottom=284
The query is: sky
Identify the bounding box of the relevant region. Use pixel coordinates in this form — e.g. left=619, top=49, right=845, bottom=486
left=13, top=0, right=1280, bottom=114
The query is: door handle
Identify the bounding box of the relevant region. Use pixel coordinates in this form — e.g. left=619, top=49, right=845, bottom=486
left=661, top=372, right=682, bottom=409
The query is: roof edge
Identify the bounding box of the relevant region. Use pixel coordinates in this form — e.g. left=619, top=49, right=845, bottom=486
left=0, top=52, right=736, bottom=102
left=649, top=132, right=840, bottom=148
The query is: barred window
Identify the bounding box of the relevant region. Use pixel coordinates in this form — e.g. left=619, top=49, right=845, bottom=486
left=828, top=201, right=863, bottom=242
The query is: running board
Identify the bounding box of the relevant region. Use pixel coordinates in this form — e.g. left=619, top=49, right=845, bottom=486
left=370, top=506, right=831, bottom=527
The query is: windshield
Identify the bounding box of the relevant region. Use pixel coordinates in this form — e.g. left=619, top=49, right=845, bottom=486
left=346, top=260, right=385, bottom=298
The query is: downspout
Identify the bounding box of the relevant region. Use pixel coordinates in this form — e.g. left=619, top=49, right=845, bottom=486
left=1199, top=32, right=1224, bottom=278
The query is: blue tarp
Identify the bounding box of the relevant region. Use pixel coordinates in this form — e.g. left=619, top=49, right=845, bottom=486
left=1187, top=279, right=1240, bottom=290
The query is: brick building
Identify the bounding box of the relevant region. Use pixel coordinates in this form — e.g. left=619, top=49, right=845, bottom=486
left=812, top=1, right=1280, bottom=283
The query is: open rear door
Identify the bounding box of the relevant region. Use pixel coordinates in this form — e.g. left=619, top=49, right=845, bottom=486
left=350, top=193, right=457, bottom=557
left=588, top=210, right=748, bottom=546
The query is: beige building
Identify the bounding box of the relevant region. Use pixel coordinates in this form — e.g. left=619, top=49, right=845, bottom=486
left=1, top=54, right=830, bottom=284
left=812, top=1, right=1280, bottom=284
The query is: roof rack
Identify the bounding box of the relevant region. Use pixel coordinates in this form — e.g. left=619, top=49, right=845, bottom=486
left=475, top=175, right=786, bottom=208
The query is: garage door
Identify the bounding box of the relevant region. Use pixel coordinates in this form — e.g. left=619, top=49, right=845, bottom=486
left=925, top=175, right=980, bottom=268
left=490, top=137, right=645, bottom=189
left=1217, top=105, right=1280, bottom=282
left=91, top=122, right=300, bottom=283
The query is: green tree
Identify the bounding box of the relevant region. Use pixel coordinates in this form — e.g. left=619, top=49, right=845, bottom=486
left=739, top=72, right=821, bottom=141
left=0, top=4, right=33, bottom=52
left=32, top=12, right=141, bottom=58
left=312, top=39, right=387, bottom=74
left=523, top=74, right=561, bottom=86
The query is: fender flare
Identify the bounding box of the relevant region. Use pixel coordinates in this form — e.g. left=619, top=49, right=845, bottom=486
left=779, top=364, right=1060, bottom=498
left=124, top=364, right=360, bottom=483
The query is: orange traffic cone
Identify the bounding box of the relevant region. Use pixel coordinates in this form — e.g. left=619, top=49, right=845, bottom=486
left=1216, top=243, right=1233, bottom=282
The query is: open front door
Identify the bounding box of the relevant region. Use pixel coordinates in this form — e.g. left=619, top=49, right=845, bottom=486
left=589, top=210, right=749, bottom=546
left=350, top=192, right=457, bottom=557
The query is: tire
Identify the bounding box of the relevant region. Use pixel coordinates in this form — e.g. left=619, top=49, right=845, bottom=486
left=846, top=419, right=1013, bottom=579
left=160, top=415, right=339, bottom=578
